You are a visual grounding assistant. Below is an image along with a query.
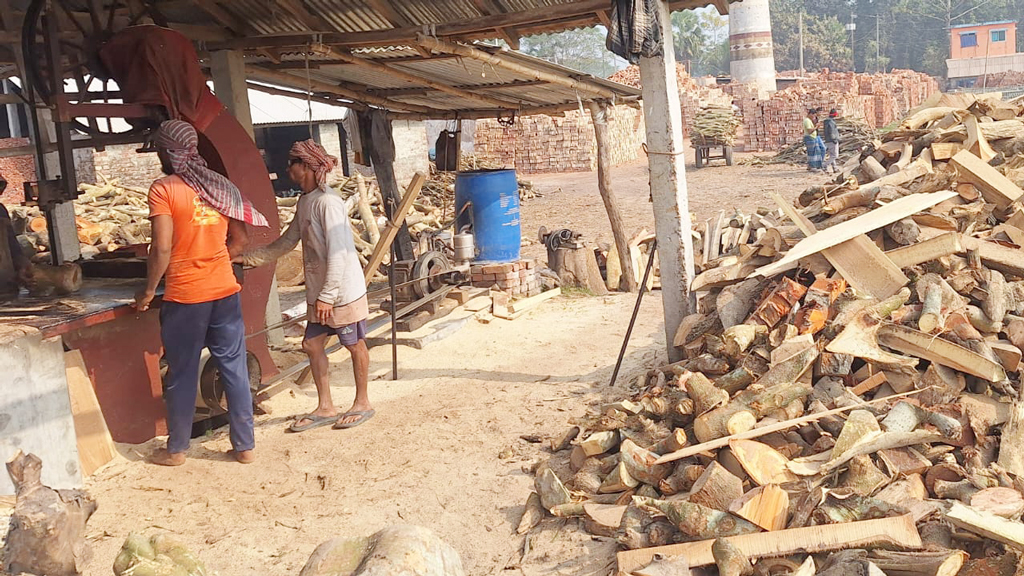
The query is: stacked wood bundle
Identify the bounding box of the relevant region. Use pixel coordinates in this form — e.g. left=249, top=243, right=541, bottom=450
left=520, top=93, right=1024, bottom=576
left=608, top=64, right=734, bottom=140
left=728, top=70, right=939, bottom=152
left=474, top=105, right=647, bottom=174
left=692, top=105, right=742, bottom=147
left=765, top=117, right=876, bottom=166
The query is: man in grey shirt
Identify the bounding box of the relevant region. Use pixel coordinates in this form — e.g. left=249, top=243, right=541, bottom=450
left=240, top=140, right=372, bottom=432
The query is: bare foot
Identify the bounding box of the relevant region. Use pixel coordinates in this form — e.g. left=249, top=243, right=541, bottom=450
left=335, top=402, right=374, bottom=427
left=233, top=449, right=256, bottom=464
left=149, top=449, right=186, bottom=467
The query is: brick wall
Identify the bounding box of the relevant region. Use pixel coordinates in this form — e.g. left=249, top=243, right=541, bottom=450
left=473, top=106, right=646, bottom=174
left=92, top=143, right=163, bottom=188
left=0, top=138, right=34, bottom=203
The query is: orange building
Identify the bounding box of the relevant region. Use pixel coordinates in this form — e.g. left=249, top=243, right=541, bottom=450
left=949, top=21, right=1017, bottom=60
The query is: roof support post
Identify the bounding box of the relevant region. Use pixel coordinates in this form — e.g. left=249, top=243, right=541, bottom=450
left=638, top=0, right=695, bottom=362
left=211, top=50, right=254, bottom=139
left=589, top=100, right=638, bottom=292
left=212, top=50, right=285, bottom=345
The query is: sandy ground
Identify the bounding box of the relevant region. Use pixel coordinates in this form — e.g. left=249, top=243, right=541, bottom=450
left=36, top=156, right=824, bottom=576
left=519, top=152, right=823, bottom=261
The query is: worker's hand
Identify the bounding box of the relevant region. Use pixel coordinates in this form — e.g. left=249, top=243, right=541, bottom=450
left=134, top=289, right=156, bottom=312
left=315, top=299, right=333, bottom=325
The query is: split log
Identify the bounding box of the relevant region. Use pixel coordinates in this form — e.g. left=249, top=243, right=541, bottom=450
left=649, top=429, right=688, bottom=456
left=823, top=186, right=881, bottom=215
left=600, top=461, right=639, bottom=493
left=659, top=463, right=705, bottom=496
left=815, top=492, right=908, bottom=524
left=620, top=439, right=672, bottom=485
left=944, top=501, right=1024, bottom=549
left=712, top=538, right=753, bottom=576
left=580, top=430, right=619, bottom=456
left=355, top=174, right=381, bottom=246
left=935, top=480, right=980, bottom=504
left=583, top=503, right=626, bottom=537
left=634, top=497, right=760, bottom=540
left=983, top=270, right=1007, bottom=325
left=970, top=487, right=1024, bottom=519
left=516, top=492, right=544, bottom=534
left=688, top=462, right=743, bottom=512
left=534, top=467, right=571, bottom=510
left=886, top=218, right=921, bottom=246
left=693, top=381, right=813, bottom=443
left=841, top=454, right=890, bottom=496
left=687, top=372, right=729, bottom=415
left=3, top=452, right=97, bottom=576
left=29, top=263, right=83, bottom=295
left=728, top=484, right=788, bottom=531
left=833, top=410, right=881, bottom=459
left=867, top=549, right=967, bottom=576
left=729, top=439, right=797, bottom=485
left=860, top=156, right=887, bottom=183
left=999, top=401, right=1024, bottom=479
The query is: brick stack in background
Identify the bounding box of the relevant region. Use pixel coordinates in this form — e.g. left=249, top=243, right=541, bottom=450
left=474, top=106, right=645, bottom=174
left=608, top=64, right=733, bottom=138
left=91, top=143, right=164, bottom=189
left=0, top=138, right=35, bottom=203
left=726, top=69, right=939, bottom=152
left=469, top=260, right=540, bottom=297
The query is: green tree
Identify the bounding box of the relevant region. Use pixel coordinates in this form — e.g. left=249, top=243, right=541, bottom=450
left=770, top=0, right=853, bottom=71
left=671, top=8, right=730, bottom=76
left=518, top=27, right=627, bottom=78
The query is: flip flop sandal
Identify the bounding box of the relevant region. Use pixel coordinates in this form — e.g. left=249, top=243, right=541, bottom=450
left=333, top=409, right=375, bottom=429
left=288, top=413, right=338, bottom=433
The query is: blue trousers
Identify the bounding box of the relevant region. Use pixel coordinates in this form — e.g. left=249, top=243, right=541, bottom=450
left=160, top=293, right=255, bottom=454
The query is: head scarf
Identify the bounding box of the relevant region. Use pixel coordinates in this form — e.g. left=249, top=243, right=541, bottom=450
left=289, top=139, right=338, bottom=186
left=155, top=120, right=268, bottom=227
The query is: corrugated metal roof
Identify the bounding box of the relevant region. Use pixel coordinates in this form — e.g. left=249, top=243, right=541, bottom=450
left=950, top=20, right=1016, bottom=30
left=247, top=85, right=349, bottom=126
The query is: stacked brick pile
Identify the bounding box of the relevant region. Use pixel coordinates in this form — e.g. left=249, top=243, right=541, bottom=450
left=473, top=106, right=645, bottom=174
left=469, top=259, right=540, bottom=297
left=608, top=64, right=733, bottom=138
left=91, top=143, right=164, bottom=189
left=976, top=70, right=1024, bottom=88
left=0, top=138, right=35, bottom=203
left=727, top=70, right=939, bottom=152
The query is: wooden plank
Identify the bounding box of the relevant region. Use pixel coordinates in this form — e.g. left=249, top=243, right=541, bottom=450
left=753, top=191, right=957, bottom=278
left=930, top=142, right=963, bottom=161
left=885, top=232, right=964, bottom=268
left=772, top=194, right=907, bottom=299
left=65, top=350, right=117, bottom=476
left=945, top=501, right=1024, bottom=550
left=508, top=287, right=562, bottom=314
left=363, top=172, right=425, bottom=283
left=1006, top=209, right=1024, bottom=232
left=616, top=515, right=922, bottom=573
left=851, top=371, right=888, bottom=395
left=878, top=324, right=1006, bottom=382
left=950, top=150, right=1024, bottom=208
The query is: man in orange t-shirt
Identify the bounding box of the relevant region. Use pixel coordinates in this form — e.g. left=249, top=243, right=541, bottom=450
left=134, top=120, right=267, bottom=466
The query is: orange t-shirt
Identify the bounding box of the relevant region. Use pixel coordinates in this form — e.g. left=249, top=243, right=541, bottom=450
left=148, top=175, right=240, bottom=304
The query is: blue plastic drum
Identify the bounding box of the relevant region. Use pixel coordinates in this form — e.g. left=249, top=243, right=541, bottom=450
left=454, top=169, right=521, bottom=263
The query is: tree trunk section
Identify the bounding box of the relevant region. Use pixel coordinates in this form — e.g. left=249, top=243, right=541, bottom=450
left=688, top=461, right=744, bottom=512
left=548, top=246, right=608, bottom=295
left=589, top=101, right=637, bottom=292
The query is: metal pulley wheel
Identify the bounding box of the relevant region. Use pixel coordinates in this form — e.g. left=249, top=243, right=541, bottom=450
left=21, top=0, right=166, bottom=136
left=411, top=251, right=451, bottom=298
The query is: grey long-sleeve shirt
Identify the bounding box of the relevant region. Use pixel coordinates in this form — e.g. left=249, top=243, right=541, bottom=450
left=242, top=187, right=366, bottom=309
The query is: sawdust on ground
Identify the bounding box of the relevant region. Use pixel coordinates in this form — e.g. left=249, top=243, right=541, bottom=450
left=74, top=157, right=827, bottom=576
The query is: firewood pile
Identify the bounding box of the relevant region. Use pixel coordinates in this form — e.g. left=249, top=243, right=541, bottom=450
left=764, top=117, right=876, bottom=166
left=519, top=92, right=1024, bottom=576
left=609, top=64, right=734, bottom=140
left=692, top=105, right=741, bottom=147
left=728, top=70, right=939, bottom=152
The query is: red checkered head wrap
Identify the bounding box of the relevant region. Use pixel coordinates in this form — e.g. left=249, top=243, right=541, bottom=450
left=289, top=139, right=338, bottom=186
left=155, top=120, right=268, bottom=227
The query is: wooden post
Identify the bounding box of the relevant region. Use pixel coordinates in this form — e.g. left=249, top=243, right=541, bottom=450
left=212, top=49, right=284, bottom=344
left=589, top=101, right=638, bottom=292
left=638, top=0, right=695, bottom=362
left=367, top=109, right=416, bottom=262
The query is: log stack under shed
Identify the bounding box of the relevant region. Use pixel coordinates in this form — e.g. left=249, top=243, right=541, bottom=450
left=520, top=91, right=1024, bottom=576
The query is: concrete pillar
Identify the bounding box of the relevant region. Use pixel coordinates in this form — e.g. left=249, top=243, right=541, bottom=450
left=212, top=50, right=284, bottom=345
left=729, top=0, right=778, bottom=93
left=211, top=51, right=254, bottom=140
left=3, top=80, right=22, bottom=138
left=639, top=0, right=696, bottom=363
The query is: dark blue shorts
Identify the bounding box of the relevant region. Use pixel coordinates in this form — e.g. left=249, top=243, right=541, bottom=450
left=304, top=319, right=367, bottom=346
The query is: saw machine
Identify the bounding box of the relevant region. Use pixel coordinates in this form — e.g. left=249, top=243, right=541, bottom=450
left=1, top=0, right=280, bottom=442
